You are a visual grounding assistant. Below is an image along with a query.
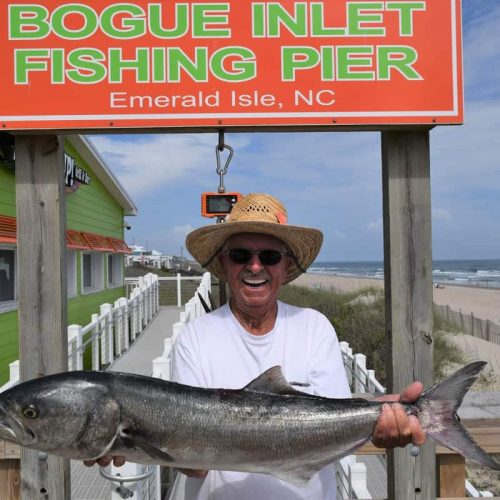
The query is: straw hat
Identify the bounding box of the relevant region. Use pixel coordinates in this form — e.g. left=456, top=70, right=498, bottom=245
left=186, top=193, right=323, bottom=284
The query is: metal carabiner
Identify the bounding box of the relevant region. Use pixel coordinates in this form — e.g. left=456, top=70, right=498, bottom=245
left=215, top=143, right=234, bottom=192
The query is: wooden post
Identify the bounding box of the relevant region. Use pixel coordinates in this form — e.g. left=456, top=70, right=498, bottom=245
left=0, top=460, right=20, bottom=500
left=436, top=454, right=466, bottom=498
left=15, top=135, right=70, bottom=500
left=1, top=441, right=21, bottom=500
left=382, top=130, right=435, bottom=499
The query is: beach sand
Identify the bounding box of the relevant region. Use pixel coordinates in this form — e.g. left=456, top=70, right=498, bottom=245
left=292, top=273, right=500, bottom=324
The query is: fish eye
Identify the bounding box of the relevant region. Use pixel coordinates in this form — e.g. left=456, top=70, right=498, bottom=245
left=22, top=405, right=39, bottom=419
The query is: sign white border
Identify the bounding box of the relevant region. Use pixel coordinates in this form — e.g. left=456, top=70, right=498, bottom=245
left=1, top=0, right=461, bottom=124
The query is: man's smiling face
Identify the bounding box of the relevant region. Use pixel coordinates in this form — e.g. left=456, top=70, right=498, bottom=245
left=218, top=233, right=292, bottom=315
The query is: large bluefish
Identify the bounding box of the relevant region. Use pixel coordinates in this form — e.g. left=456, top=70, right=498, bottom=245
left=0, top=361, right=498, bottom=485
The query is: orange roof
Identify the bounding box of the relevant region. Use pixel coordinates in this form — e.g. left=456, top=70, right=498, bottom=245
left=1, top=216, right=129, bottom=253
left=0, top=215, right=16, bottom=243
left=82, top=232, right=116, bottom=252
left=109, top=237, right=132, bottom=254
left=66, top=229, right=91, bottom=250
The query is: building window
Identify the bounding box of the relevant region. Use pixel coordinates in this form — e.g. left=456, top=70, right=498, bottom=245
left=81, top=252, right=104, bottom=294
left=67, top=250, right=77, bottom=298
left=0, top=247, right=16, bottom=307
left=107, top=254, right=123, bottom=288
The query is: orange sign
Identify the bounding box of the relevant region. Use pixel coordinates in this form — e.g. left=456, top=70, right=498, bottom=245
left=0, top=0, right=463, bottom=130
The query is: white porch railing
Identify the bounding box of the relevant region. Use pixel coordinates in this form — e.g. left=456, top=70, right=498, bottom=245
left=67, top=273, right=160, bottom=372
left=0, top=359, right=20, bottom=393
left=125, top=274, right=205, bottom=308
left=151, top=272, right=211, bottom=382
left=340, top=341, right=386, bottom=395
left=337, top=340, right=384, bottom=499
left=0, top=273, right=160, bottom=392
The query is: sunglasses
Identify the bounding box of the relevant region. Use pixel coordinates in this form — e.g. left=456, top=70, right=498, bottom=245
left=224, top=248, right=290, bottom=266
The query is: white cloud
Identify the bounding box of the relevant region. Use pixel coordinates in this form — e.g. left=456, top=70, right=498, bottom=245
left=432, top=208, right=452, bottom=222
left=89, top=134, right=250, bottom=197
left=462, top=2, right=500, bottom=98
left=431, top=99, right=500, bottom=192
left=173, top=224, right=195, bottom=237
left=367, top=218, right=382, bottom=231
left=333, top=230, right=347, bottom=240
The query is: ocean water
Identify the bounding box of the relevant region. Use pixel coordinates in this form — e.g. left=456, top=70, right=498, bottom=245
left=309, top=259, right=500, bottom=288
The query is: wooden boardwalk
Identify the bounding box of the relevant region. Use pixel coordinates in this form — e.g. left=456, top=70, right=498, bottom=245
left=109, top=306, right=180, bottom=376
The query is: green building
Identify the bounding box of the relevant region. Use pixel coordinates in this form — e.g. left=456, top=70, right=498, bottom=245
left=0, top=135, right=137, bottom=385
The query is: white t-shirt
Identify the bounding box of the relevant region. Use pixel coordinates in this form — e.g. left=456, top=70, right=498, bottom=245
left=170, top=301, right=351, bottom=500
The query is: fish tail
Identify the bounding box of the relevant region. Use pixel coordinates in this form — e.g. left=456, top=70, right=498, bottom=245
left=416, top=361, right=500, bottom=470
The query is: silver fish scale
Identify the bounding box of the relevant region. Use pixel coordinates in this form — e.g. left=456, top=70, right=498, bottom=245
left=112, top=383, right=383, bottom=472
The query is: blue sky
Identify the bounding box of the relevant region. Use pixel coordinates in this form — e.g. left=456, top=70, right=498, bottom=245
left=90, top=0, right=500, bottom=262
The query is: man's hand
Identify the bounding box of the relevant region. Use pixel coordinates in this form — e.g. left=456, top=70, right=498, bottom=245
left=371, top=382, right=426, bottom=449
left=83, top=456, right=126, bottom=467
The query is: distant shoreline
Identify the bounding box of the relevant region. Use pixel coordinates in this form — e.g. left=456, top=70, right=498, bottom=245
left=306, top=271, right=500, bottom=291
left=292, top=272, right=500, bottom=324
left=308, top=258, right=500, bottom=289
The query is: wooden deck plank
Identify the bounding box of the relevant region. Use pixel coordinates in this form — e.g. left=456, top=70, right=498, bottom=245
left=0, top=441, right=20, bottom=460
left=437, top=454, right=466, bottom=498
left=0, top=459, right=20, bottom=500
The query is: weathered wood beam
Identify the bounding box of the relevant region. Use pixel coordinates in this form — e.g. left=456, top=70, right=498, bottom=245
left=15, top=135, right=70, bottom=500
left=382, top=130, right=435, bottom=499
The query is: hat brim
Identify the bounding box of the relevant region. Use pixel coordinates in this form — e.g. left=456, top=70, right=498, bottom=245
left=186, top=221, right=323, bottom=284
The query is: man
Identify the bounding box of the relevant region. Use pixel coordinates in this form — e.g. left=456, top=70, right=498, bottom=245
left=168, top=193, right=425, bottom=499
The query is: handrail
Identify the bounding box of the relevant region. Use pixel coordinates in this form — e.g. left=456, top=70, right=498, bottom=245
left=125, top=275, right=204, bottom=307
left=339, top=341, right=386, bottom=395
left=66, top=273, right=160, bottom=372
left=0, top=273, right=160, bottom=392
left=151, top=273, right=212, bottom=381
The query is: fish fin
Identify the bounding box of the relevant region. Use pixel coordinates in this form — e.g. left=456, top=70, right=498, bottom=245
left=272, top=436, right=373, bottom=487
left=77, top=393, right=121, bottom=458
left=429, top=422, right=500, bottom=470
left=121, top=432, right=175, bottom=463
left=243, top=366, right=318, bottom=398
left=420, top=361, right=486, bottom=410
left=419, top=361, right=500, bottom=470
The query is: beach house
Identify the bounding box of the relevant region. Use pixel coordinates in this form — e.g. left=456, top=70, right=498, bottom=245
left=0, top=134, right=137, bottom=385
